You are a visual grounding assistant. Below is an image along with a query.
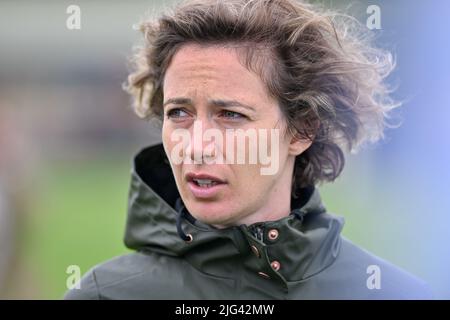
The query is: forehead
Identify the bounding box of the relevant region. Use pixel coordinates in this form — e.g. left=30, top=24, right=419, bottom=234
left=163, top=43, right=272, bottom=100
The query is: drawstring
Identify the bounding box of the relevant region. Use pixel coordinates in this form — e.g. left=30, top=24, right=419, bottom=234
left=291, top=206, right=325, bottom=224
left=248, top=223, right=265, bottom=242
left=175, top=197, right=195, bottom=242
left=291, top=208, right=308, bottom=223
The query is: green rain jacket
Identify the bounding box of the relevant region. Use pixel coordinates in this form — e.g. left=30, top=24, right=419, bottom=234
left=64, top=143, right=432, bottom=300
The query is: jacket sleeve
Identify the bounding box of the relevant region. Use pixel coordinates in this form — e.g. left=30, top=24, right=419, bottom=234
left=63, top=268, right=101, bottom=300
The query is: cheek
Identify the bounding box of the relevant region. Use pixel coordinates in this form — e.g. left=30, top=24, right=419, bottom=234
left=231, top=163, right=268, bottom=192
left=277, top=134, right=291, bottom=159
left=230, top=165, right=278, bottom=214
left=162, top=130, right=170, bottom=160
left=162, top=124, right=181, bottom=173
left=162, top=121, right=171, bottom=144
left=162, top=122, right=177, bottom=158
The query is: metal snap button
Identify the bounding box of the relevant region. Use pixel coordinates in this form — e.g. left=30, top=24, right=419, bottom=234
left=250, top=245, right=261, bottom=258
left=268, top=229, right=279, bottom=241
left=270, top=260, right=281, bottom=271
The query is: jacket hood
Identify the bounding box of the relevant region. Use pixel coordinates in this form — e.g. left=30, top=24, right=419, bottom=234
left=124, top=143, right=344, bottom=282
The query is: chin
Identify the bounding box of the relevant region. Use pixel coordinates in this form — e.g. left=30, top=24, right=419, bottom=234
left=186, top=200, right=237, bottom=226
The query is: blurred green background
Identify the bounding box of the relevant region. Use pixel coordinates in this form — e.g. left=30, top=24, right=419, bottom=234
left=15, top=158, right=132, bottom=298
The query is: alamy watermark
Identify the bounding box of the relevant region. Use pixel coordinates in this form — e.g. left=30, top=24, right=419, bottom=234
left=366, top=264, right=381, bottom=290
left=66, top=5, right=81, bottom=30
left=366, top=5, right=381, bottom=30
left=66, top=265, right=81, bottom=290
left=168, top=120, right=280, bottom=176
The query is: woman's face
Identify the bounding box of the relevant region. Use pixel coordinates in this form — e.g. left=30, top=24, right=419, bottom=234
left=162, top=44, right=310, bottom=228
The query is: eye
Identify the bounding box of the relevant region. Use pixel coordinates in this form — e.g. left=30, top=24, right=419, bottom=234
left=220, top=110, right=246, bottom=120
left=166, top=108, right=189, bottom=119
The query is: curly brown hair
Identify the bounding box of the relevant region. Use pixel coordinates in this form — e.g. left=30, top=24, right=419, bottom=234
left=124, top=0, right=399, bottom=197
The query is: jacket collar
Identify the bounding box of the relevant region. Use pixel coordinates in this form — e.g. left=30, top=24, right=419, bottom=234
left=124, top=143, right=344, bottom=282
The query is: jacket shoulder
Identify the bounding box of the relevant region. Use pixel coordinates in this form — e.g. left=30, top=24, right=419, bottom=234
left=64, top=252, right=170, bottom=300
left=63, top=251, right=185, bottom=300
left=63, top=266, right=100, bottom=300
left=323, top=237, right=433, bottom=299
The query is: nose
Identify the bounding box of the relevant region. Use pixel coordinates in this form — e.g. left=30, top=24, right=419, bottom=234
left=186, top=119, right=217, bottom=164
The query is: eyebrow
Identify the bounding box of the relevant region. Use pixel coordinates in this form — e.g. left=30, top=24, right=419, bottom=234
left=163, top=97, right=256, bottom=112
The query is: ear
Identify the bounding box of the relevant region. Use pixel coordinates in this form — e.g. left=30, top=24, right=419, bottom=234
left=287, top=120, right=319, bottom=156
left=288, top=133, right=313, bottom=156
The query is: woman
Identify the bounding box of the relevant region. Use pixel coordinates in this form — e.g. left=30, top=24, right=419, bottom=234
left=65, top=0, right=431, bottom=299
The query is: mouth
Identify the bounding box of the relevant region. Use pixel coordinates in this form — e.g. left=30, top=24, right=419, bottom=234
left=185, top=173, right=227, bottom=199
left=191, top=178, right=221, bottom=188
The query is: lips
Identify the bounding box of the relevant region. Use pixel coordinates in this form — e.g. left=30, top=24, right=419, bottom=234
left=185, top=172, right=227, bottom=199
